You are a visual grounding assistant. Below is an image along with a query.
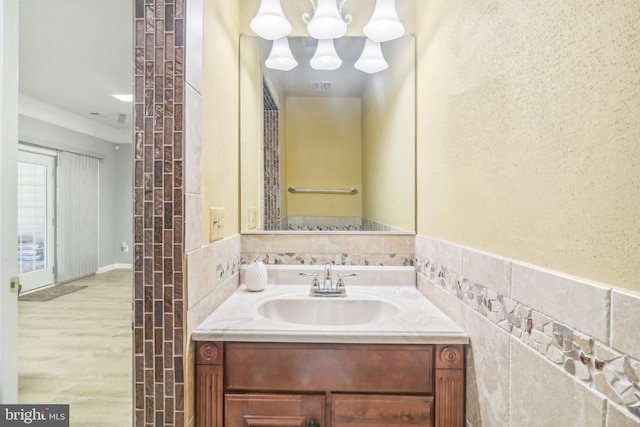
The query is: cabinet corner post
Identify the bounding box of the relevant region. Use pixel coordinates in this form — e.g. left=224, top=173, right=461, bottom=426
left=434, top=344, right=465, bottom=427
left=196, top=342, right=224, bottom=427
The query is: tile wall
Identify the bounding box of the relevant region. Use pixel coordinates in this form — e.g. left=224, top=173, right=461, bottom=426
left=286, top=216, right=363, bottom=231
left=183, top=0, right=242, bottom=425
left=415, top=235, right=640, bottom=426
left=241, top=233, right=414, bottom=266
left=133, top=0, right=185, bottom=426
left=263, top=109, right=281, bottom=230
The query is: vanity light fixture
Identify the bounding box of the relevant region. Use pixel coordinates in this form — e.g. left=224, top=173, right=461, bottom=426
left=303, top=0, right=353, bottom=40
left=354, top=39, right=388, bottom=73
left=363, top=0, right=405, bottom=43
left=310, top=39, right=342, bottom=70
left=250, top=0, right=292, bottom=40
left=265, top=37, right=298, bottom=71
left=249, top=0, right=403, bottom=74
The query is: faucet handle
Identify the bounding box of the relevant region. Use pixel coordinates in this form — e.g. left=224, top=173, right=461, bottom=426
left=335, top=273, right=357, bottom=292
left=299, top=272, right=320, bottom=290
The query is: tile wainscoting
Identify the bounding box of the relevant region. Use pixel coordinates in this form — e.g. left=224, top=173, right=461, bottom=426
left=415, top=235, right=640, bottom=426
left=184, top=235, right=242, bottom=427
left=241, top=233, right=415, bottom=266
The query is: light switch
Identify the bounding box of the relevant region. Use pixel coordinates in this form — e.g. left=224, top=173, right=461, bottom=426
left=10, top=276, right=20, bottom=293
left=248, top=206, right=258, bottom=229
left=209, top=207, right=224, bottom=242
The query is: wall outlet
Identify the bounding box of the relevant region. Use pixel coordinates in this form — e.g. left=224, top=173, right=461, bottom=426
left=209, top=207, right=224, bottom=242
left=248, top=206, right=258, bottom=229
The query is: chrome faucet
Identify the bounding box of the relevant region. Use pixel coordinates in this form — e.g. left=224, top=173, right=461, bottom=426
left=299, top=263, right=356, bottom=297
left=323, top=262, right=333, bottom=291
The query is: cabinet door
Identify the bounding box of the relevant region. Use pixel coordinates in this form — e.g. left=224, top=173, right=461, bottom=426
left=225, top=394, right=325, bottom=427
left=332, top=394, right=434, bottom=427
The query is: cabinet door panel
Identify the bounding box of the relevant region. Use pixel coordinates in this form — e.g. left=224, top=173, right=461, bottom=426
left=332, top=394, right=434, bottom=427
left=225, top=394, right=325, bottom=427
left=226, top=343, right=433, bottom=394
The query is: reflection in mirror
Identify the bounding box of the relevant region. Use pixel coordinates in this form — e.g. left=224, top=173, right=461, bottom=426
left=240, top=35, right=415, bottom=233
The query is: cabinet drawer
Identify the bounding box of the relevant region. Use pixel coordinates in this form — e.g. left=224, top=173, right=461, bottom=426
left=225, top=393, right=325, bottom=427
left=332, top=394, right=434, bottom=427
left=226, top=343, right=433, bottom=394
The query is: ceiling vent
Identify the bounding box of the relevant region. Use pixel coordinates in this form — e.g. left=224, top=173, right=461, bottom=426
left=309, top=81, right=334, bottom=92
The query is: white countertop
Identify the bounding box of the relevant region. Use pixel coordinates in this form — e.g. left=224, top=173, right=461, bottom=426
left=192, top=266, right=469, bottom=345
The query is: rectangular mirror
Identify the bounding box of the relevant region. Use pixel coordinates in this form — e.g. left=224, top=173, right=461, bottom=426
left=240, top=35, right=415, bottom=233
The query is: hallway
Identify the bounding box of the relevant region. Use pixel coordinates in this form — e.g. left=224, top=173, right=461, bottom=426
left=18, top=269, right=133, bottom=426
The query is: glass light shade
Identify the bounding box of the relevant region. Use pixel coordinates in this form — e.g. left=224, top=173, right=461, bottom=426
left=354, top=39, right=388, bottom=73
left=363, top=0, right=405, bottom=43
left=307, top=0, right=347, bottom=39
left=265, top=38, right=298, bottom=71
left=249, top=0, right=292, bottom=40
left=310, top=39, right=342, bottom=70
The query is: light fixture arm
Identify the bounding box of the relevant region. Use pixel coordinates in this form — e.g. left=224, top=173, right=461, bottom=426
left=338, top=0, right=348, bottom=15
left=302, top=0, right=352, bottom=26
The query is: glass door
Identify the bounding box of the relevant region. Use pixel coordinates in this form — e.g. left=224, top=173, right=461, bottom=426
left=17, top=150, right=56, bottom=293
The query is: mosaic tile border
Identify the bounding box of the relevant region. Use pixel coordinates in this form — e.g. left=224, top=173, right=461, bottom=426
left=133, top=0, right=185, bottom=426
left=415, top=257, right=640, bottom=420
left=215, top=254, right=242, bottom=284
left=286, top=216, right=363, bottom=231
left=241, top=252, right=413, bottom=267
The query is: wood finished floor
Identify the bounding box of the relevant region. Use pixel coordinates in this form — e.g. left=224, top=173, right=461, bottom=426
left=18, top=269, right=133, bottom=427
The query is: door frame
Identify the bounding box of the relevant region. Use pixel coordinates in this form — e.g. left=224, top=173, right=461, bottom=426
left=0, top=0, right=20, bottom=404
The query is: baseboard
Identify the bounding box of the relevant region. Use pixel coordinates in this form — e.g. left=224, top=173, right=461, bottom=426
left=97, top=263, right=133, bottom=274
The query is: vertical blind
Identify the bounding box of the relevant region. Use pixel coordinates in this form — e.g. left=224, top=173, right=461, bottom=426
left=56, top=151, right=99, bottom=282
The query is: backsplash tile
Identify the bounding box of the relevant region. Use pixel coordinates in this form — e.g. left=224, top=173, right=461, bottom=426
left=511, top=338, right=606, bottom=427
left=462, top=248, right=511, bottom=297
left=511, top=262, right=611, bottom=343
left=463, top=308, right=510, bottom=426
left=241, top=234, right=415, bottom=267
left=611, top=289, right=640, bottom=361
left=415, top=235, right=640, bottom=425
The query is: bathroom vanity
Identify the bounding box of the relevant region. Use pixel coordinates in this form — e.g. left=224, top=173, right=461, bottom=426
left=193, top=266, right=468, bottom=427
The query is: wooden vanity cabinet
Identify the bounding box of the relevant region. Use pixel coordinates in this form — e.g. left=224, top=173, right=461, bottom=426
left=196, top=342, right=465, bottom=427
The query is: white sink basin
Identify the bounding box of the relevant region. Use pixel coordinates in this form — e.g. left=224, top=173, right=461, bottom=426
left=192, top=266, right=469, bottom=344
left=257, top=297, right=400, bottom=326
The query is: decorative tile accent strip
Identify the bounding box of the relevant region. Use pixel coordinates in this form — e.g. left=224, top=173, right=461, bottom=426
left=263, top=81, right=281, bottom=231
left=242, top=253, right=413, bottom=267
left=133, top=0, right=184, bottom=425
left=241, top=234, right=415, bottom=268
left=415, top=256, right=640, bottom=421
left=287, top=216, right=363, bottom=231
left=215, top=254, right=242, bottom=284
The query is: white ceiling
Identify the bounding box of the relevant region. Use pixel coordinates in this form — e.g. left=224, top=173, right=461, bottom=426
left=19, top=0, right=133, bottom=143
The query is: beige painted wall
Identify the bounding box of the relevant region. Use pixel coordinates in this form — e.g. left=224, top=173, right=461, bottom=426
left=201, top=0, right=240, bottom=242
left=416, top=0, right=640, bottom=291
left=285, top=97, right=362, bottom=217
left=362, top=36, right=415, bottom=231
